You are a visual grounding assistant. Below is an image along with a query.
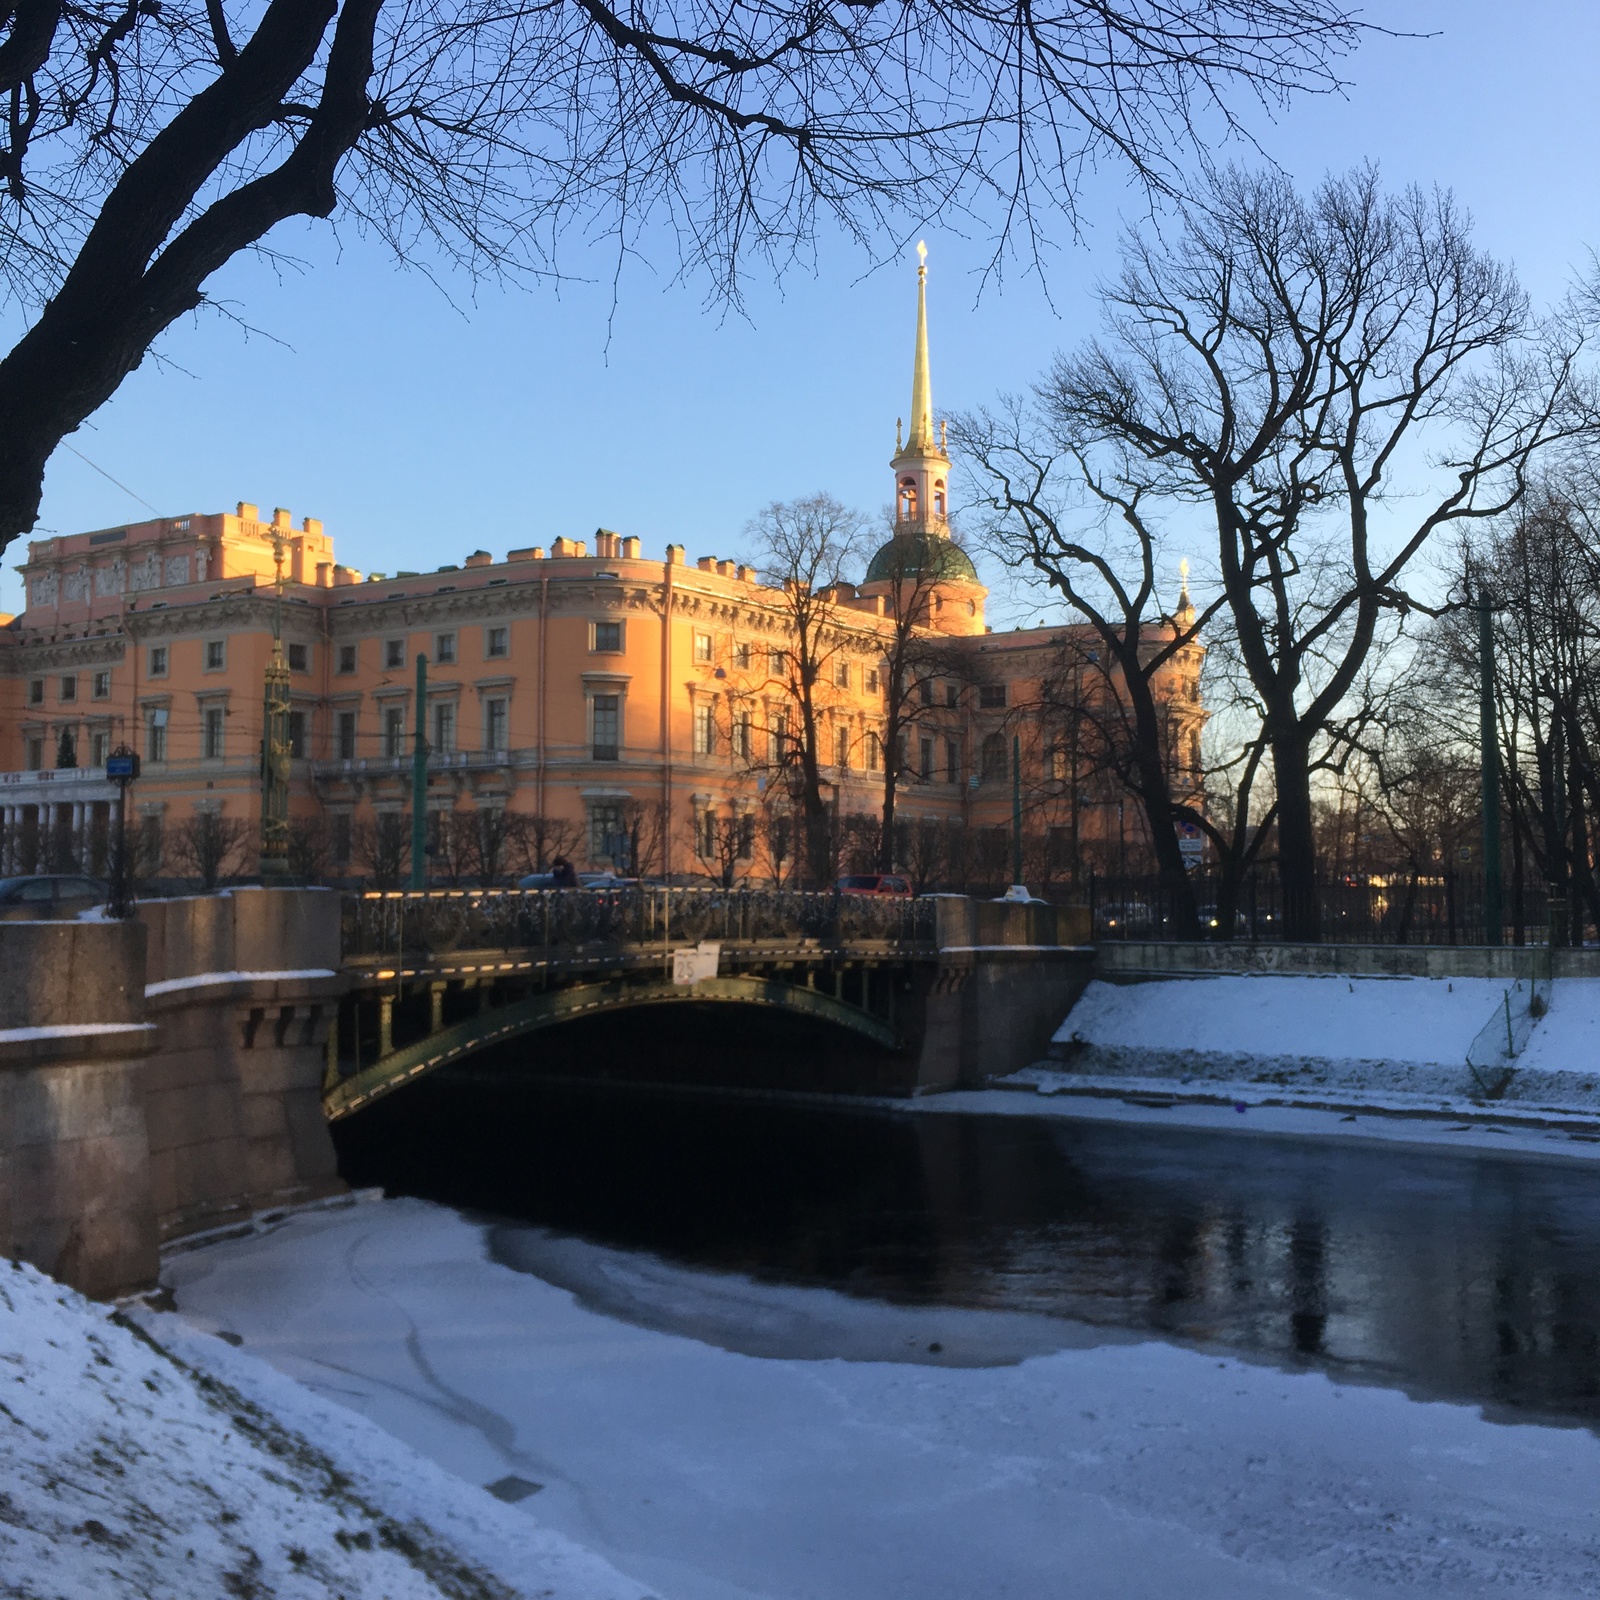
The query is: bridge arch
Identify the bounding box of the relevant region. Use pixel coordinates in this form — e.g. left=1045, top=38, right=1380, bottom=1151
left=324, top=976, right=903, bottom=1121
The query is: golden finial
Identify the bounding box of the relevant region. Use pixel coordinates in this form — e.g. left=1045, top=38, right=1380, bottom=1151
left=896, top=417, right=903, bottom=451
left=940, top=418, right=948, bottom=451
left=917, top=239, right=927, bottom=274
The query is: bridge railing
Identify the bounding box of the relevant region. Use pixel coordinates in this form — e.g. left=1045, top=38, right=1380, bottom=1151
left=341, top=886, right=938, bottom=960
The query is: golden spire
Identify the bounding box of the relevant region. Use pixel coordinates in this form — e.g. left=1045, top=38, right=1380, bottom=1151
left=904, top=240, right=938, bottom=457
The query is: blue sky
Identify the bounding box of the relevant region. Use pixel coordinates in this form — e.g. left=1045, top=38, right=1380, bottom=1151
left=6, top=1, right=1597, bottom=621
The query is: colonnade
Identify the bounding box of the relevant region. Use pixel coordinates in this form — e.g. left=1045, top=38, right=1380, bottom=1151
left=0, top=797, right=115, bottom=875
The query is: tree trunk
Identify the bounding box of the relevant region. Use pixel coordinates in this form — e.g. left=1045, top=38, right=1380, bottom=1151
left=1271, top=732, right=1320, bottom=941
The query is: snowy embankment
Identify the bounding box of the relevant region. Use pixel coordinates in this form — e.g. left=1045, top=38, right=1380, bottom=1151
left=1024, top=974, right=1600, bottom=1124
left=161, top=1197, right=1600, bottom=1600
left=0, top=1247, right=653, bottom=1600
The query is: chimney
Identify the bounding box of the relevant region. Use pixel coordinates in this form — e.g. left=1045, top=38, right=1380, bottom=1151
left=237, top=502, right=259, bottom=522
left=464, top=550, right=493, bottom=568
left=696, top=556, right=715, bottom=572
left=622, top=536, right=641, bottom=559
left=272, top=507, right=292, bottom=530
left=665, top=545, right=685, bottom=565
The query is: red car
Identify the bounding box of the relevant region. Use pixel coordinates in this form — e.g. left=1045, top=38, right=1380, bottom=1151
left=836, top=873, right=913, bottom=897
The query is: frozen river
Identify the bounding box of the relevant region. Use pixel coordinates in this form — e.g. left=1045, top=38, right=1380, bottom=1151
left=162, top=1080, right=1600, bottom=1597
left=334, top=1076, right=1600, bottom=1423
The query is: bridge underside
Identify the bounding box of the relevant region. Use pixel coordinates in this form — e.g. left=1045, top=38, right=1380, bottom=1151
left=325, top=972, right=908, bottom=1121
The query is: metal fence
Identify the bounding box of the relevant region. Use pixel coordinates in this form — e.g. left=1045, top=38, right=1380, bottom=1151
left=341, top=885, right=938, bottom=960
left=1085, top=869, right=1558, bottom=946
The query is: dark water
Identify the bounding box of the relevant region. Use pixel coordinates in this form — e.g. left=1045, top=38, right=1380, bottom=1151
left=335, top=1059, right=1600, bottom=1424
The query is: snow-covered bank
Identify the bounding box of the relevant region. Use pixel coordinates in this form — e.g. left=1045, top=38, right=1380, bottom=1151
left=0, top=1253, right=653, bottom=1600
left=1043, top=974, right=1600, bottom=1122
left=164, top=1195, right=1600, bottom=1599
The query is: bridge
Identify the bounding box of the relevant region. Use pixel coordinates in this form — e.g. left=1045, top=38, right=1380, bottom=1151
left=326, top=886, right=1091, bottom=1117
left=2, top=885, right=1090, bottom=1300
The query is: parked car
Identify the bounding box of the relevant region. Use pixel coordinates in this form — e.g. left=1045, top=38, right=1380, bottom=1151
left=837, top=873, right=913, bottom=897
left=515, top=870, right=637, bottom=890
left=1094, top=900, right=1159, bottom=936
left=0, top=875, right=109, bottom=920
left=1197, top=903, right=1250, bottom=938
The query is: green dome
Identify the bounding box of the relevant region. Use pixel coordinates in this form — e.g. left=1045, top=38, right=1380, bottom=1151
left=864, top=532, right=978, bottom=586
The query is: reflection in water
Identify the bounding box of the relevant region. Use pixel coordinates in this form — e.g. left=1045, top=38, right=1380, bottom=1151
left=334, top=1072, right=1600, bottom=1422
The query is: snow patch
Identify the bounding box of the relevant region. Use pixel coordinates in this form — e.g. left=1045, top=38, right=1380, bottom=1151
left=145, top=968, right=338, bottom=996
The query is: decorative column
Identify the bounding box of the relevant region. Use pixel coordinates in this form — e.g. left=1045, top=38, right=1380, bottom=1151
left=71, top=801, right=86, bottom=871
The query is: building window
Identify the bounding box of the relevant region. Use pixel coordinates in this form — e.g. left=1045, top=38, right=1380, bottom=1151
left=147, top=646, right=168, bottom=678
left=145, top=708, right=168, bottom=763
left=1049, top=742, right=1068, bottom=782
left=835, top=726, right=850, bottom=769
left=433, top=701, right=455, bottom=752
left=732, top=711, right=751, bottom=761
left=693, top=632, right=713, bottom=665
left=337, top=710, right=357, bottom=761
left=933, top=480, right=947, bottom=517
left=696, top=807, right=716, bottom=859
left=288, top=642, right=309, bottom=673
left=332, top=812, right=352, bottom=863
left=434, top=633, right=456, bottom=665
left=1188, top=730, right=1202, bottom=773
left=768, top=649, right=786, bottom=678
left=205, top=639, right=226, bottom=671
left=55, top=728, right=76, bottom=769
left=287, top=710, right=307, bottom=758
left=981, top=731, right=1007, bottom=778
left=979, top=683, right=1007, bottom=710
left=485, top=698, right=508, bottom=752
left=25, top=736, right=43, bottom=771
left=337, top=643, right=357, bottom=675
left=693, top=703, right=715, bottom=757
left=733, top=642, right=751, bottom=671
left=486, top=626, right=509, bottom=659
left=202, top=707, right=225, bottom=759
left=592, top=621, right=622, bottom=654
left=90, top=730, right=110, bottom=767
left=737, top=813, right=754, bottom=860
left=592, top=694, right=620, bottom=760
left=866, top=732, right=881, bottom=772
left=59, top=674, right=76, bottom=703
left=919, top=679, right=934, bottom=706
left=899, top=477, right=918, bottom=520
left=835, top=660, right=850, bottom=690
left=920, top=737, right=934, bottom=782
left=385, top=639, right=405, bottom=670
left=28, top=678, right=43, bottom=706
left=384, top=706, right=405, bottom=758
left=92, top=671, right=111, bottom=700
left=866, top=668, right=879, bottom=696
left=769, top=709, right=789, bottom=764
left=589, top=800, right=626, bottom=863
left=946, top=738, right=960, bottom=783
left=138, top=814, right=162, bottom=874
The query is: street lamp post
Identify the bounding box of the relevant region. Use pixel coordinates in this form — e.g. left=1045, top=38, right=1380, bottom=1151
left=1478, top=589, right=1502, bottom=946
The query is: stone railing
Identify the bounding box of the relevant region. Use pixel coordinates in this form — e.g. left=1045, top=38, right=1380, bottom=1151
left=341, top=885, right=938, bottom=960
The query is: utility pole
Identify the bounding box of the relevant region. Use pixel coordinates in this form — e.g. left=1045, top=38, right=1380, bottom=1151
left=410, top=652, right=429, bottom=889
left=258, top=533, right=292, bottom=879
left=1011, top=733, right=1024, bottom=888
left=1478, top=589, right=1502, bottom=946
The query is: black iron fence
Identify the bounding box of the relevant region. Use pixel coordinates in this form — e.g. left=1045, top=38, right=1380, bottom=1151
left=1085, top=869, right=1559, bottom=945
left=341, top=885, right=938, bottom=960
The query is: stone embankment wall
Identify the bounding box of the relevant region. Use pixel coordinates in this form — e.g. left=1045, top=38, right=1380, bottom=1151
left=1, top=890, right=346, bottom=1298
left=1097, top=941, right=1583, bottom=980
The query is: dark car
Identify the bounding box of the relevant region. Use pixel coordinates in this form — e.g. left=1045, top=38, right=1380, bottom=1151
left=837, top=873, right=913, bottom=897
left=0, top=875, right=110, bottom=920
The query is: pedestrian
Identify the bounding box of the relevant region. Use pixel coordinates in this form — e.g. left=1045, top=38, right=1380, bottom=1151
left=550, top=856, right=578, bottom=888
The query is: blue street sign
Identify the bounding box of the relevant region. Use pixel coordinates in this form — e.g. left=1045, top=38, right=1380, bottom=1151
left=105, top=754, right=140, bottom=780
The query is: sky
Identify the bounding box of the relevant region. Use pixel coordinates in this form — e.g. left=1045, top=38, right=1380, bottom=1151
left=5, top=1, right=1598, bottom=622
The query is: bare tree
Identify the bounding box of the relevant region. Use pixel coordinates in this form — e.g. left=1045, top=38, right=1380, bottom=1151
left=960, top=399, right=1212, bottom=932
left=351, top=810, right=409, bottom=888
left=0, top=0, right=1369, bottom=553
left=168, top=810, right=252, bottom=889
left=863, top=526, right=972, bottom=872
left=503, top=811, right=582, bottom=878
left=744, top=494, right=866, bottom=885
left=287, top=815, right=335, bottom=883
left=1029, top=166, right=1595, bottom=938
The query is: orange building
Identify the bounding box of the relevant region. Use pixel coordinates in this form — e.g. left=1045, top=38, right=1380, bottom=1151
left=0, top=259, right=1203, bottom=887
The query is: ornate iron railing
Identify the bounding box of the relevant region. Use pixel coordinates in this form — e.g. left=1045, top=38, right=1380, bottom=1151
left=341, top=886, right=937, bottom=960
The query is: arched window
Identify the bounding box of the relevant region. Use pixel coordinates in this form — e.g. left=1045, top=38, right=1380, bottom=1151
left=899, top=478, right=918, bottom=520
left=933, top=480, right=946, bottom=516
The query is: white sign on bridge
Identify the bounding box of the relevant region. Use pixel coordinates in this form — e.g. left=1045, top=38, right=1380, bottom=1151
left=672, top=942, right=722, bottom=985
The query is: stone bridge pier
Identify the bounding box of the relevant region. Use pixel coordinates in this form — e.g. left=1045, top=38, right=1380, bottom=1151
left=1, top=889, right=346, bottom=1299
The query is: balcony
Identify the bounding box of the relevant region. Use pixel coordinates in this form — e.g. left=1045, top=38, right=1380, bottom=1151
left=312, top=750, right=514, bottom=782
left=0, top=765, right=111, bottom=787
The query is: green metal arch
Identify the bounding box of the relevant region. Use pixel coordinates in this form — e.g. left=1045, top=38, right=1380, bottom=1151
left=325, top=975, right=902, bottom=1121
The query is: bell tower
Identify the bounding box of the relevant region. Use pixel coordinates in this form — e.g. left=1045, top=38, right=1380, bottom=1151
left=890, top=241, right=951, bottom=535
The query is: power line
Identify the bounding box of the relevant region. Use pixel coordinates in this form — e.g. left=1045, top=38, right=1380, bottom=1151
left=60, top=443, right=161, bottom=515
